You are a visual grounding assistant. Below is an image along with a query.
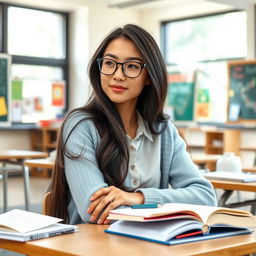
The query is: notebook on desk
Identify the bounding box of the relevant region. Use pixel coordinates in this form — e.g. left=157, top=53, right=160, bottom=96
left=0, top=209, right=78, bottom=242
left=204, top=171, right=256, bottom=183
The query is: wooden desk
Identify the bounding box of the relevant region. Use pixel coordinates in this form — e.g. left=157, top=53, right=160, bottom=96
left=1, top=224, right=256, bottom=256
left=24, top=158, right=54, bottom=169
left=24, top=158, right=55, bottom=177
left=206, top=178, right=256, bottom=213
left=191, top=153, right=221, bottom=170
left=0, top=150, right=48, bottom=212
left=243, top=167, right=256, bottom=173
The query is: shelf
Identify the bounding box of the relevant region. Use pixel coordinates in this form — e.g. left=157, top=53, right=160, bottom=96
left=240, top=147, right=256, bottom=152
left=187, top=145, right=204, bottom=149
left=206, top=145, right=223, bottom=150
left=30, top=127, right=59, bottom=153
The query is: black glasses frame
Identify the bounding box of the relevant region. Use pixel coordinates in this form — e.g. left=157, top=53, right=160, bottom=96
left=97, top=57, right=146, bottom=78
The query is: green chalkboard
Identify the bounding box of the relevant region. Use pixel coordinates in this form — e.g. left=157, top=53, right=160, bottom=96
left=0, top=54, right=11, bottom=126
left=228, top=60, right=256, bottom=122
left=167, top=72, right=195, bottom=121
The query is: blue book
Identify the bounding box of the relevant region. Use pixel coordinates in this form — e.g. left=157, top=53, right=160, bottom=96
left=105, top=219, right=252, bottom=245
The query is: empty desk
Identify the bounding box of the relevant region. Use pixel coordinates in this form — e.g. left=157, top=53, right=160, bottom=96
left=0, top=150, right=48, bottom=212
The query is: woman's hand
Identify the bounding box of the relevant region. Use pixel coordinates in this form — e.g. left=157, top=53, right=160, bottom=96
left=87, top=186, right=144, bottom=224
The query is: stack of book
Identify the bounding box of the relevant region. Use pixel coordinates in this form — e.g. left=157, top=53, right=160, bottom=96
left=105, top=203, right=256, bottom=245
left=0, top=209, right=78, bottom=242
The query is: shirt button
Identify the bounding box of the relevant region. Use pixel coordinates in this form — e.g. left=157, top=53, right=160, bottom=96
left=131, top=164, right=136, bottom=170
left=133, top=180, right=138, bottom=185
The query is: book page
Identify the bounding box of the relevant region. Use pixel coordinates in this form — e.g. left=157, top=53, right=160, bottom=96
left=107, top=219, right=203, bottom=241
left=108, top=203, right=251, bottom=225
left=0, top=209, right=62, bottom=233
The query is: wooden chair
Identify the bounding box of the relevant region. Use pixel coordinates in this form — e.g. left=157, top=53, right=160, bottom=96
left=42, top=191, right=52, bottom=215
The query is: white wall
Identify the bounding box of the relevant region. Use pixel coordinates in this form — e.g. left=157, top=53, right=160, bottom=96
left=1, top=0, right=255, bottom=150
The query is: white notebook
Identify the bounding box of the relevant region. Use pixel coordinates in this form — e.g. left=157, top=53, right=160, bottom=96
left=0, top=209, right=78, bottom=242
left=204, top=171, right=256, bottom=183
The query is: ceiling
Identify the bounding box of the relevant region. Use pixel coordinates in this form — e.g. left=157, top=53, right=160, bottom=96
left=106, top=0, right=256, bottom=9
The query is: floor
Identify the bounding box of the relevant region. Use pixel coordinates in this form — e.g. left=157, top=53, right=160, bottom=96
left=0, top=175, right=51, bottom=256
left=0, top=175, right=51, bottom=211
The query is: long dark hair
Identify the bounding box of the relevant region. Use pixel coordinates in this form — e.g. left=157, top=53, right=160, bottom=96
left=48, top=24, right=169, bottom=223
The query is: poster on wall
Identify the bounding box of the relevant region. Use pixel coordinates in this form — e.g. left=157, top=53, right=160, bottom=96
left=0, top=54, right=11, bottom=126
left=52, top=81, right=65, bottom=107
left=166, top=72, right=196, bottom=122
left=195, top=88, right=210, bottom=120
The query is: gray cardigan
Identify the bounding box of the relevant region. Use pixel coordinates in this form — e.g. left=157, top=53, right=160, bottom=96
left=63, top=112, right=217, bottom=224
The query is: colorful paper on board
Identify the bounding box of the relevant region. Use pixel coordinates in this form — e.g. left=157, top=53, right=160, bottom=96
left=52, top=82, right=65, bottom=106
left=0, top=96, right=7, bottom=116
left=12, top=80, right=23, bottom=100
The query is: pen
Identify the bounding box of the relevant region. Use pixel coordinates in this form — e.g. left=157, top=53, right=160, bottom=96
left=131, top=204, right=161, bottom=209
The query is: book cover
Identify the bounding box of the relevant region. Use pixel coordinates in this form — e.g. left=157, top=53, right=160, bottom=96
left=105, top=221, right=252, bottom=245
left=0, top=223, right=78, bottom=242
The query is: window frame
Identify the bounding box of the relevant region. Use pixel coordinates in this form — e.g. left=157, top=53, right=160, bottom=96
left=0, top=2, right=69, bottom=123
left=161, top=9, right=246, bottom=65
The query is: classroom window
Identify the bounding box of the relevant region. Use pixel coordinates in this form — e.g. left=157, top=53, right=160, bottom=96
left=161, top=11, right=247, bottom=123
left=8, top=7, right=65, bottom=59
left=0, top=4, right=68, bottom=124
left=162, top=11, right=247, bottom=64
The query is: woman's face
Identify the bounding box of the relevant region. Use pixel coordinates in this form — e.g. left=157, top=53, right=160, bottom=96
left=100, top=37, right=149, bottom=109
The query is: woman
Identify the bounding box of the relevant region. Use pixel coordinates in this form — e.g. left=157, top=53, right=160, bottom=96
left=49, top=24, right=216, bottom=224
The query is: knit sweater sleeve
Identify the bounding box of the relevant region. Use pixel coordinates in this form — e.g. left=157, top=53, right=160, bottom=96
left=136, top=121, right=217, bottom=206
left=63, top=112, right=108, bottom=223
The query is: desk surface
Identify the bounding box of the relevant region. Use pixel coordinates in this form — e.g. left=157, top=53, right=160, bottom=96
left=24, top=158, right=54, bottom=169
left=191, top=153, right=221, bottom=165
left=0, top=150, right=48, bottom=160
left=243, top=167, right=256, bottom=173
left=1, top=224, right=256, bottom=256
left=207, top=178, right=256, bottom=192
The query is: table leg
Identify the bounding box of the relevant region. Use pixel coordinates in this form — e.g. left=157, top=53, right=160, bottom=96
left=218, top=190, right=233, bottom=207
left=23, top=165, right=31, bottom=211
left=3, top=169, right=8, bottom=212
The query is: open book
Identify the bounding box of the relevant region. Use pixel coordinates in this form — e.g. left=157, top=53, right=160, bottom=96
left=204, top=171, right=256, bottom=183
left=0, top=209, right=78, bottom=242
left=105, top=203, right=256, bottom=245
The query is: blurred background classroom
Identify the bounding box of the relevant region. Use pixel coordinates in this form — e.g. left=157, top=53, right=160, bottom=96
left=1, top=0, right=256, bottom=227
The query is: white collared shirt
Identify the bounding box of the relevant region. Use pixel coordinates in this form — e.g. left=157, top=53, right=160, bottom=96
left=124, top=113, right=161, bottom=189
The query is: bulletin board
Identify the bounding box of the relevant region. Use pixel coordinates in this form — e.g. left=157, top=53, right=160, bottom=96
left=166, top=71, right=196, bottom=122
left=0, top=54, right=11, bottom=126
left=227, top=60, right=256, bottom=123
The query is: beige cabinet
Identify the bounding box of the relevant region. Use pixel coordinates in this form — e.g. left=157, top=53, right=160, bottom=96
left=204, top=130, right=240, bottom=156
left=30, top=127, right=59, bottom=152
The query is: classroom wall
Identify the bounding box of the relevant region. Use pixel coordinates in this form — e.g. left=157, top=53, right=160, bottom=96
left=0, top=0, right=139, bottom=149
left=0, top=0, right=255, bottom=150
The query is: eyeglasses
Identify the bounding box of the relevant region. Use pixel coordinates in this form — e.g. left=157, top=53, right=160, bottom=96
left=97, top=57, right=146, bottom=78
